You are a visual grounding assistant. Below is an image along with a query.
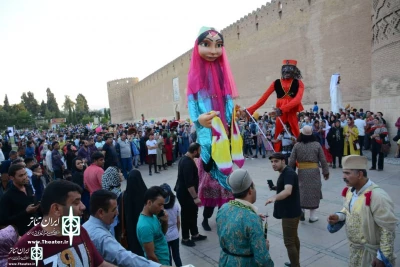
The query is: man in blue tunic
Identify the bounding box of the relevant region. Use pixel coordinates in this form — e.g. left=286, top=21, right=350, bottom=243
left=216, top=169, right=274, bottom=267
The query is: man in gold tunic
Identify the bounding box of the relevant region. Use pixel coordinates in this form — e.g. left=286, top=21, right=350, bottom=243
left=328, top=155, right=397, bottom=267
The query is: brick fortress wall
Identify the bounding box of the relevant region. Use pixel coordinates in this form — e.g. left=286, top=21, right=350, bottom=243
left=107, top=77, right=139, bottom=123
left=108, top=0, right=400, bottom=147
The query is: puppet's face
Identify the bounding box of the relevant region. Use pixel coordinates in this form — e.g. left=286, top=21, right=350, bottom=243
left=198, top=32, right=223, bottom=62
left=281, top=65, right=295, bottom=79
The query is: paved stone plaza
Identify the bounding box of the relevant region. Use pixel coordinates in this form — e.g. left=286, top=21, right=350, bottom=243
left=121, top=158, right=400, bottom=266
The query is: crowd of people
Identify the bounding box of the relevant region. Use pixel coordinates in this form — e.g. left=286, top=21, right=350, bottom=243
left=0, top=122, right=199, bottom=267
left=0, top=104, right=398, bottom=266
left=241, top=106, right=400, bottom=170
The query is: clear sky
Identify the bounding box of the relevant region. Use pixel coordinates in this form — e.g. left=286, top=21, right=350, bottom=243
left=0, top=0, right=270, bottom=110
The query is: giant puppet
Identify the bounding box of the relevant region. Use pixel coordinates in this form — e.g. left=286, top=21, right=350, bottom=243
left=245, top=60, right=304, bottom=151
left=187, top=27, right=244, bottom=230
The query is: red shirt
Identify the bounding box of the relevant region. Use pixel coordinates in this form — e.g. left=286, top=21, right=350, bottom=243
left=247, top=78, right=305, bottom=115
left=84, top=164, right=104, bottom=195
left=8, top=224, right=103, bottom=266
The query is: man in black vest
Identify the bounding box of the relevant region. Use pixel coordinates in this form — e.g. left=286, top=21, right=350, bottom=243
left=243, top=60, right=305, bottom=152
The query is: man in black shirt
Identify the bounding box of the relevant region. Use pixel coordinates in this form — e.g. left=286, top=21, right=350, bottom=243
left=175, top=143, right=207, bottom=247
left=102, top=134, right=118, bottom=170
left=266, top=153, right=301, bottom=267
left=0, top=164, right=39, bottom=235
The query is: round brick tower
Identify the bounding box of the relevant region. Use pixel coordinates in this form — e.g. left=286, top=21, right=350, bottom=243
left=370, top=0, right=400, bottom=146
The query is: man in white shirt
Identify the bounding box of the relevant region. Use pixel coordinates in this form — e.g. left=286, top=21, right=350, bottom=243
left=354, top=114, right=366, bottom=156
left=146, top=133, right=158, bottom=176
left=95, top=135, right=105, bottom=149
left=339, top=114, right=348, bottom=128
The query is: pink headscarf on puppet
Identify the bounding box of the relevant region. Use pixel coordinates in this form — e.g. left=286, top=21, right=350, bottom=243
left=187, top=27, right=238, bottom=126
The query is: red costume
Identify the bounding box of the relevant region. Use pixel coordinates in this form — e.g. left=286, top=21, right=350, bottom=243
left=246, top=60, right=304, bottom=151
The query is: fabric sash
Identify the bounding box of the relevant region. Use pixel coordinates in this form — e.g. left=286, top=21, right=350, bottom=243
left=210, top=108, right=244, bottom=175
left=298, top=162, right=318, bottom=169
left=222, top=247, right=254, bottom=258
left=231, top=106, right=245, bottom=168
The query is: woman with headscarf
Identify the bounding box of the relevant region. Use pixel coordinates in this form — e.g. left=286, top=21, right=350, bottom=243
left=65, top=143, right=77, bottom=171
left=184, top=27, right=246, bottom=233
left=0, top=225, right=19, bottom=266
left=312, top=120, right=322, bottom=144
left=163, top=133, right=173, bottom=166
left=370, top=117, right=388, bottom=171
left=328, top=115, right=337, bottom=127
left=71, top=157, right=90, bottom=222
left=121, top=169, right=147, bottom=256
left=289, top=126, right=329, bottom=223
left=102, top=165, right=122, bottom=198
left=327, top=120, right=344, bottom=168
left=178, top=126, right=190, bottom=156
left=320, top=120, right=333, bottom=167
left=343, top=117, right=360, bottom=156
left=35, top=139, right=45, bottom=165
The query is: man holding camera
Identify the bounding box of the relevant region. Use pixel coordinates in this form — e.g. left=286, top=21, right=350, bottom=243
left=266, top=153, right=302, bottom=267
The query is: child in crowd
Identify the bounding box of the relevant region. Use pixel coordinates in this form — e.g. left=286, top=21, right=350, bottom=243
left=160, top=183, right=182, bottom=267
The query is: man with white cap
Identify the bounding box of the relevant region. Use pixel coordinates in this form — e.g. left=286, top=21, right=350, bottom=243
left=327, top=155, right=397, bottom=267
left=216, top=169, right=274, bottom=267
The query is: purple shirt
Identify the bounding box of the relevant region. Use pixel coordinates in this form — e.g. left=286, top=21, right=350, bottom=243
left=78, top=147, right=90, bottom=163
left=51, top=149, right=63, bottom=171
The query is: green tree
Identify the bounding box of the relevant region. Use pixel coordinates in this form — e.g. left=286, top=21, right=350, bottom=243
left=15, top=110, right=35, bottom=128
left=72, top=108, right=77, bottom=124
left=46, top=88, right=60, bottom=117
left=81, top=115, right=92, bottom=125
left=39, top=100, right=46, bottom=116
left=3, top=95, right=10, bottom=112
left=44, top=108, right=55, bottom=120
left=75, top=94, right=89, bottom=114
left=0, top=109, right=11, bottom=129
left=62, top=95, right=75, bottom=112
left=21, top=91, right=40, bottom=115
left=9, top=103, right=27, bottom=114
left=67, top=107, right=73, bottom=124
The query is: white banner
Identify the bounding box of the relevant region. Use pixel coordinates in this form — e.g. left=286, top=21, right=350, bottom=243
left=173, top=77, right=180, bottom=102
left=7, top=126, right=14, bottom=137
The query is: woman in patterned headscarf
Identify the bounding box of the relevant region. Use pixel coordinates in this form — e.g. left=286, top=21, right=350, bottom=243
left=327, top=120, right=344, bottom=168
left=370, top=117, right=388, bottom=171
left=102, top=165, right=122, bottom=198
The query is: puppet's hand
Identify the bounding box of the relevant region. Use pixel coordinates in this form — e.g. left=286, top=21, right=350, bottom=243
left=198, top=112, right=219, bottom=128
left=275, top=108, right=282, bottom=116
